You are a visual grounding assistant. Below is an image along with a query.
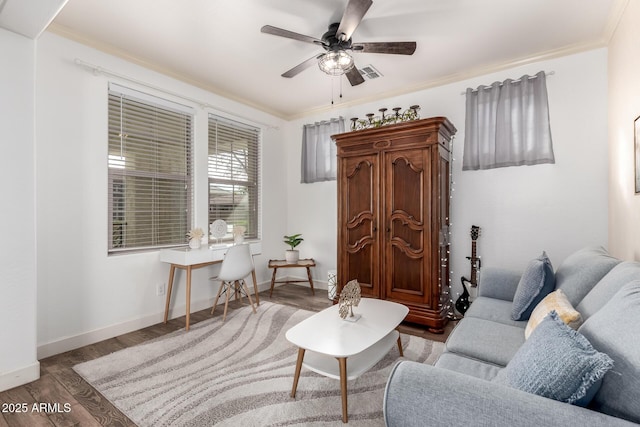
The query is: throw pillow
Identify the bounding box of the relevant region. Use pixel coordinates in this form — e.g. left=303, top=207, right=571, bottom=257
left=525, top=289, right=582, bottom=339
left=511, top=251, right=556, bottom=320
left=493, top=311, right=613, bottom=405
left=578, top=280, right=640, bottom=423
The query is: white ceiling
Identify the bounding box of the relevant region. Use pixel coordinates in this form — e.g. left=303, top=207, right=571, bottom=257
left=0, top=0, right=626, bottom=119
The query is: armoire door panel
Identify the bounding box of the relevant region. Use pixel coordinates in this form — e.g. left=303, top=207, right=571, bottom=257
left=384, top=149, right=430, bottom=304
left=340, top=155, right=379, bottom=297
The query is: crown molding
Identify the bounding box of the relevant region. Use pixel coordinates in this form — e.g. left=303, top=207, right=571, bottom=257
left=288, top=40, right=608, bottom=121
left=46, top=23, right=289, bottom=120
left=601, top=0, right=630, bottom=44
left=48, top=16, right=614, bottom=122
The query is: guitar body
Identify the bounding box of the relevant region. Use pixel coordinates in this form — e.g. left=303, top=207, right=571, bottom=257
left=455, top=277, right=471, bottom=315
left=456, top=225, right=481, bottom=316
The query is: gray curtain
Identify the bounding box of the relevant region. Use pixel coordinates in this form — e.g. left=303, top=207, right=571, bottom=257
left=301, top=117, right=344, bottom=183
left=463, top=71, right=554, bottom=171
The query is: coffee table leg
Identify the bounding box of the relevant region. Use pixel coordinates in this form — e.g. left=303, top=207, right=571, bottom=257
left=291, top=348, right=305, bottom=398
left=338, top=357, right=348, bottom=423
left=396, top=328, right=404, bottom=357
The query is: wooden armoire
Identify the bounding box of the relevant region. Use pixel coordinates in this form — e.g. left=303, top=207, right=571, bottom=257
left=333, top=117, right=456, bottom=333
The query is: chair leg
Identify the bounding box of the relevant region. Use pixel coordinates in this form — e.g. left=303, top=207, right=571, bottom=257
left=211, top=281, right=224, bottom=315
left=222, top=281, right=231, bottom=321
left=242, top=280, right=257, bottom=314
left=236, top=280, right=243, bottom=304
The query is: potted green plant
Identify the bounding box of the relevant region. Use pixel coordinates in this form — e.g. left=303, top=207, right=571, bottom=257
left=283, top=233, right=303, bottom=263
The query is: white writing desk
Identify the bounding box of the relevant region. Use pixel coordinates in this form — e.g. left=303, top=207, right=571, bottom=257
left=160, top=242, right=261, bottom=331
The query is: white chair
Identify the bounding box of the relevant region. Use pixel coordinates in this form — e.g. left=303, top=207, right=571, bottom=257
left=211, top=244, right=257, bottom=321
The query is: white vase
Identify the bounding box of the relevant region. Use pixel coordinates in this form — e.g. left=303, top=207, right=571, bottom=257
left=285, top=250, right=299, bottom=263
left=327, top=270, right=337, bottom=300
left=188, top=238, right=201, bottom=249
left=234, top=235, right=245, bottom=244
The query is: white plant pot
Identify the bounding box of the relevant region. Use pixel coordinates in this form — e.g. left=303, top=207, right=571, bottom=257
left=188, top=238, right=201, bottom=249
left=285, top=250, right=299, bottom=263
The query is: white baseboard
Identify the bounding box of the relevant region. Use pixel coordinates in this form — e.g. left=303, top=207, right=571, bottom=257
left=37, top=280, right=273, bottom=360
left=0, top=361, right=40, bottom=392
left=37, top=278, right=329, bottom=360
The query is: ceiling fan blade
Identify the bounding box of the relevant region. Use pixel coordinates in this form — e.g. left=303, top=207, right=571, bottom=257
left=345, top=66, right=365, bottom=86
left=336, top=0, right=373, bottom=41
left=352, top=42, right=417, bottom=55
left=282, top=54, right=324, bottom=78
left=261, top=25, right=323, bottom=45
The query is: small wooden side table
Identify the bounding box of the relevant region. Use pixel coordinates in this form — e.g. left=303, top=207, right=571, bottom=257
left=268, top=258, right=316, bottom=297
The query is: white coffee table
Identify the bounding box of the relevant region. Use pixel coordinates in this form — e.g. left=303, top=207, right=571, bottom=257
left=285, top=298, right=409, bottom=423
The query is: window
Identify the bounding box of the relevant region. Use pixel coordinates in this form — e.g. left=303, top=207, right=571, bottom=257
left=108, top=84, right=193, bottom=253
left=463, top=71, right=554, bottom=170
left=208, top=115, right=260, bottom=240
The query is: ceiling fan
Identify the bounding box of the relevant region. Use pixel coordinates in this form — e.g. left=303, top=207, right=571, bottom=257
left=261, top=0, right=417, bottom=86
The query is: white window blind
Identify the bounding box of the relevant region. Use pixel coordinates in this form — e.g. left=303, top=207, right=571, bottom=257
left=108, top=84, right=193, bottom=253
left=208, top=114, right=260, bottom=240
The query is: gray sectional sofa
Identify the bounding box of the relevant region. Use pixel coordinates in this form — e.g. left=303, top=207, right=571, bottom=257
left=384, top=246, right=640, bottom=426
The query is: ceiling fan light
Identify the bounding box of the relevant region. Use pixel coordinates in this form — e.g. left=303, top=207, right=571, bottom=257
left=318, top=50, right=354, bottom=76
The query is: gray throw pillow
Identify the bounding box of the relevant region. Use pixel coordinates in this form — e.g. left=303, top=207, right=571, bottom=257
left=493, top=311, right=613, bottom=405
left=578, top=280, right=640, bottom=423
left=511, top=251, right=555, bottom=320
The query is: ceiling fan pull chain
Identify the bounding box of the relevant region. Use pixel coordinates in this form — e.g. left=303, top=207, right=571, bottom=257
left=331, top=76, right=335, bottom=105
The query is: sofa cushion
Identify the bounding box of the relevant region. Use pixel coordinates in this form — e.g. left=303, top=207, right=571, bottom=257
left=555, top=246, right=621, bottom=306
left=464, top=296, right=527, bottom=328
left=525, top=289, right=582, bottom=339
left=435, top=351, right=502, bottom=381
left=477, top=267, right=523, bottom=301
left=446, top=317, right=525, bottom=366
left=577, top=261, right=640, bottom=321
left=493, top=311, right=613, bottom=405
left=511, top=252, right=555, bottom=320
left=578, top=280, right=640, bottom=423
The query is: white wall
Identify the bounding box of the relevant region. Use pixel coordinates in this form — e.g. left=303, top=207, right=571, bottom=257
left=608, top=1, right=640, bottom=261
left=0, top=28, right=40, bottom=391
left=35, top=33, right=288, bottom=357
left=286, top=48, right=609, bottom=301
left=26, top=31, right=611, bottom=359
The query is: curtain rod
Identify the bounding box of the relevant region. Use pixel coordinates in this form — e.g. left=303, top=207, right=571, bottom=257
left=74, top=58, right=279, bottom=130
left=460, top=71, right=555, bottom=95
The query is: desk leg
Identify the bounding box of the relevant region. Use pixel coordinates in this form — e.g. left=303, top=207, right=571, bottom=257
left=291, top=348, right=305, bottom=398
left=306, top=266, right=315, bottom=296
left=185, top=265, right=192, bottom=331
left=251, top=269, right=259, bottom=306
left=163, top=265, right=176, bottom=324
left=338, top=357, right=348, bottom=423
left=269, top=267, right=277, bottom=297
left=396, top=328, right=404, bottom=357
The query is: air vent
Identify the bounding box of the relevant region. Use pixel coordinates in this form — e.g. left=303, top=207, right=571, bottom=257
left=358, top=64, right=383, bottom=80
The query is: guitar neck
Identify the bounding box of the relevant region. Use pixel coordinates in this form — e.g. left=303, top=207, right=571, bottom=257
left=470, top=241, right=478, bottom=285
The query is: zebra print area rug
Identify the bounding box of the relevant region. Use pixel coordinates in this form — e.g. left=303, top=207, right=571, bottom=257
left=74, top=302, right=443, bottom=426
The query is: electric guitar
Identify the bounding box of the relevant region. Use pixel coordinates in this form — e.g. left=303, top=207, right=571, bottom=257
left=455, top=225, right=481, bottom=315
left=464, top=225, right=481, bottom=287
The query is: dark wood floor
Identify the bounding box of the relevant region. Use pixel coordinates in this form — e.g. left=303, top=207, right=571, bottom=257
left=0, top=285, right=455, bottom=426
